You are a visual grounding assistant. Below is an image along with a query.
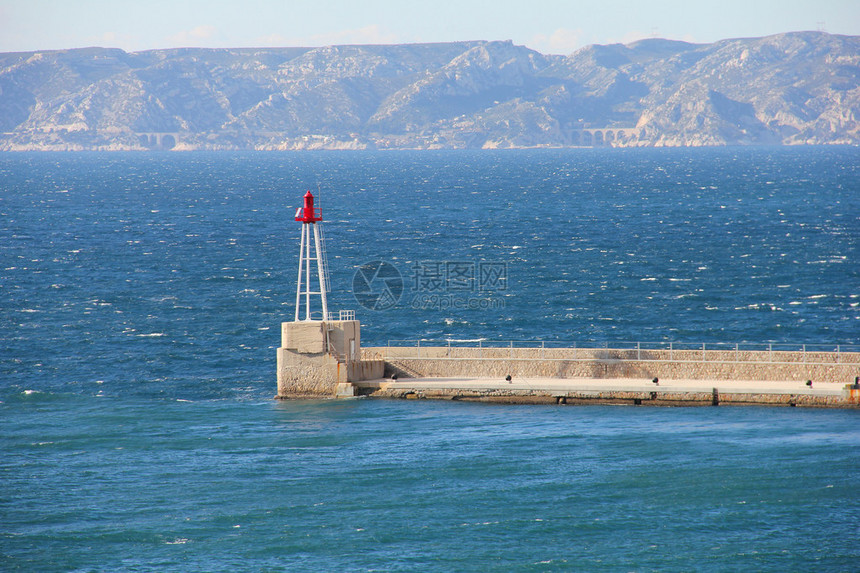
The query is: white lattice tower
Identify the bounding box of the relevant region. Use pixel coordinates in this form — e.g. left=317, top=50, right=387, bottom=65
left=294, top=191, right=329, bottom=321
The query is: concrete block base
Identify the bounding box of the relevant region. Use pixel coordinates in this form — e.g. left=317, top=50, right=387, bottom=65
left=276, top=319, right=384, bottom=399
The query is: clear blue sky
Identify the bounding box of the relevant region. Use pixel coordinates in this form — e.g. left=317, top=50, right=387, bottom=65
left=1, top=0, right=858, bottom=54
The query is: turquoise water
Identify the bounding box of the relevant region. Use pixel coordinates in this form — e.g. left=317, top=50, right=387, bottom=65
left=3, top=396, right=859, bottom=571
left=2, top=148, right=859, bottom=570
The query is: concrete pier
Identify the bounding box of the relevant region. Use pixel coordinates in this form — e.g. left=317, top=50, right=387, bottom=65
left=351, top=344, right=860, bottom=407
left=276, top=335, right=860, bottom=406
left=357, top=375, right=860, bottom=408
left=372, top=345, right=860, bottom=384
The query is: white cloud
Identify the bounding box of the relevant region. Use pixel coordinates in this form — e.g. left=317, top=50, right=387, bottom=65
left=166, top=25, right=218, bottom=47
left=256, top=25, right=399, bottom=48
left=190, top=25, right=217, bottom=40
left=255, top=33, right=291, bottom=47
left=319, top=24, right=398, bottom=45
left=528, top=28, right=584, bottom=55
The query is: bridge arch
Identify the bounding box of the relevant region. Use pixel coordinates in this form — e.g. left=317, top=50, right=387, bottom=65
left=137, top=132, right=178, bottom=150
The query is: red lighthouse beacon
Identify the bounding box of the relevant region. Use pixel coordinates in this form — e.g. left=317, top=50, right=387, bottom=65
left=295, top=190, right=322, bottom=224
left=294, top=191, right=329, bottom=321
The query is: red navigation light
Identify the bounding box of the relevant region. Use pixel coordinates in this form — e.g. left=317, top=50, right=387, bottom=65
left=295, top=191, right=322, bottom=223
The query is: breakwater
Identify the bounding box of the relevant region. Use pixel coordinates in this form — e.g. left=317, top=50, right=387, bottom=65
left=362, top=376, right=860, bottom=408
left=354, top=344, right=860, bottom=408
left=275, top=323, right=860, bottom=406
left=369, top=344, right=860, bottom=384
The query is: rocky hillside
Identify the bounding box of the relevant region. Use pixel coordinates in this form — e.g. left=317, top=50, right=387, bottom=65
left=0, top=32, right=857, bottom=150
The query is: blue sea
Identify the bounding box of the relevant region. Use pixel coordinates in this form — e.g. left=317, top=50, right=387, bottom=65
left=2, top=147, right=859, bottom=571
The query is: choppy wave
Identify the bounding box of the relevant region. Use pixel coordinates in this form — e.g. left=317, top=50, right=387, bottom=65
left=1, top=147, right=858, bottom=399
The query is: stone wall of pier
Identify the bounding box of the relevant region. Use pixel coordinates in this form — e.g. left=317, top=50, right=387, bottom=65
left=365, top=346, right=860, bottom=385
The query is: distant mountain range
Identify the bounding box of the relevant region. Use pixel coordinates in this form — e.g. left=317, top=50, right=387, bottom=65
left=1, top=31, right=858, bottom=150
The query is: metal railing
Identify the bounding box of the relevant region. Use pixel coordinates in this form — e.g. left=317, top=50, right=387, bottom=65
left=327, top=309, right=355, bottom=321
left=380, top=339, right=860, bottom=366
left=295, top=309, right=356, bottom=321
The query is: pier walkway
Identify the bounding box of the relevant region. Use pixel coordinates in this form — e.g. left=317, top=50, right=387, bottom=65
left=356, top=376, right=859, bottom=407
